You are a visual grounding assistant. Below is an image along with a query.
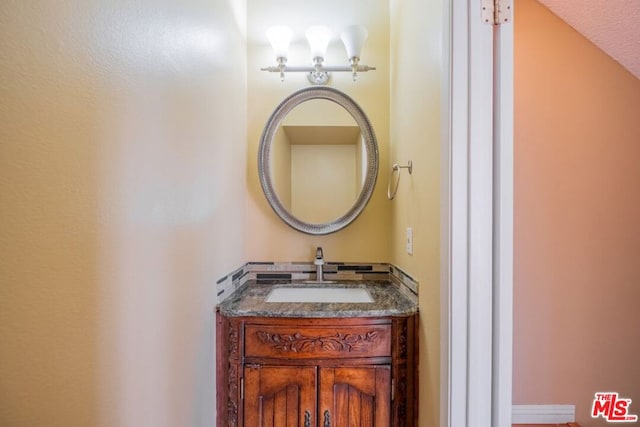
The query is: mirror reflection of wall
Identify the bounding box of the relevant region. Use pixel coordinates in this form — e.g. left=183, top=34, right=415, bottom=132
left=270, top=99, right=367, bottom=224
left=271, top=126, right=292, bottom=210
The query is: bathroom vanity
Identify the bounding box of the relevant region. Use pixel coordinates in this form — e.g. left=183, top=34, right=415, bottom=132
left=216, top=281, right=418, bottom=427
left=219, top=85, right=419, bottom=426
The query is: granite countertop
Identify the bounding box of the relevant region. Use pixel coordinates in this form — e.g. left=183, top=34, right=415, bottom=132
left=218, top=280, right=418, bottom=318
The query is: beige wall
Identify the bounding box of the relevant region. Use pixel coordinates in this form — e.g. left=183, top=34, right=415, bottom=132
left=282, top=98, right=357, bottom=125
left=514, top=1, right=640, bottom=425
left=0, top=0, right=247, bottom=425
left=249, top=3, right=444, bottom=422
left=246, top=0, right=391, bottom=262
left=1, top=0, right=446, bottom=425
left=389, top=0, right=443, bottom=425
left=291, top=144, right=357, bottom=223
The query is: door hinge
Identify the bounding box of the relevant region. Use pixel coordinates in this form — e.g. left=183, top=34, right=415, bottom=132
left=391, top=378, right=395, bottom=401
left=240, top=377, right=244, bottom=400
left=482, top=0, right=512, bottom=25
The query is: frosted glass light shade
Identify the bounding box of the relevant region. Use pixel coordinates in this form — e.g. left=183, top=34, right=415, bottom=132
left=266, top=26, right=293, bottom=59
left=340, top=25, right=368, bottom=60
left=305, top=25, right=332, bottom=59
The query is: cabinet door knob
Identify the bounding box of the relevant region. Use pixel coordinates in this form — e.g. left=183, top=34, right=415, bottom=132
left=323, top=409, right=331, bottom=427
left=304, top=410, right=311, bottom=427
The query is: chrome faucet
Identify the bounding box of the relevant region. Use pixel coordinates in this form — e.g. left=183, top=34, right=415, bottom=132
left=314, top=246, right=325, bottom=281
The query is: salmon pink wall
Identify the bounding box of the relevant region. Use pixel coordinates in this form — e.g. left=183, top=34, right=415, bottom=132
left=514, top=0, right=640, bottom=425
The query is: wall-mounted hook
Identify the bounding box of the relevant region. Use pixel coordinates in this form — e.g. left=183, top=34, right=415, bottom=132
left=387, top=161, right=413, bottom=200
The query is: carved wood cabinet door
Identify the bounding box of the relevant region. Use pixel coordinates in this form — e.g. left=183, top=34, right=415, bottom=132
left=319, top=366, right=391, bottom=427
left=244, top=365, right=317, bottom=427
left=244, top=364, right=391, bottom=427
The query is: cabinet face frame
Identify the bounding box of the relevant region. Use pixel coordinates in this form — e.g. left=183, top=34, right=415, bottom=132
left=216, top=313, right=418, bottom=427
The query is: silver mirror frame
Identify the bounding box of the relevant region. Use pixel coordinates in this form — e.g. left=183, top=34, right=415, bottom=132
left=258, top=86, right=378, bottom=235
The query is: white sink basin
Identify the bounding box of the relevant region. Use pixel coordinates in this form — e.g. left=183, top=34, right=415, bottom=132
left=265, top=287, right=374, bottom=303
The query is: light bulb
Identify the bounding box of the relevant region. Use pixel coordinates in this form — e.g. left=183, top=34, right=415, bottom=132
left=266, top=26, right=293, bottom=59
left=340, top=25, right=368, bottom=61
left=305, top=25, right=332, bottom=60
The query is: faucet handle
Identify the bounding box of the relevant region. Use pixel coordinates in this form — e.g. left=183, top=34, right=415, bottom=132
left=314, top=247, right=324, bottom=266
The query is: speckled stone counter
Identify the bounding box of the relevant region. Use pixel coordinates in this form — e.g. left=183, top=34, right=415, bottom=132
left=218, top=280, right=418, bottom=318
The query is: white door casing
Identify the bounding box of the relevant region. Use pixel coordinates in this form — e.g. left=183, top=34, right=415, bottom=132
left=441, top=0, right=513, bottom=426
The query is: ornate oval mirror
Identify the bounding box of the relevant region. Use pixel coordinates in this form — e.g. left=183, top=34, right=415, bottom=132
left=258, top=87, right=378, bottom=235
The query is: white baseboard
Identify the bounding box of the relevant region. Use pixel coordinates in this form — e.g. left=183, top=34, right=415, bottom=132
left=512, top=405, right=576, bottom=424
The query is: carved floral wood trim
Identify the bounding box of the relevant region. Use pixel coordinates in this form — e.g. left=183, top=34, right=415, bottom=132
left=228, top=321, right=239, bottom=359
left=398, top=320, right=408, bottom=359
left=255, top=330, right=380, bottom=353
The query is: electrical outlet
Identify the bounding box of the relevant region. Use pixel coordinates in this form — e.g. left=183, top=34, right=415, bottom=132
left=406, top=227, right=413, bottom=255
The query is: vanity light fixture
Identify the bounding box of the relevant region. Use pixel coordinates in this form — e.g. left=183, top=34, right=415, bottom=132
left=265, top=26, right=293, bottom=82
left=262, top=25, right=376, bottom=85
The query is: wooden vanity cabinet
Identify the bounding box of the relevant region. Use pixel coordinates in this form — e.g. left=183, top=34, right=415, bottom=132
left=244, top=365, right=390, bottom=427
left=217, top=314, right=418, bottom=427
